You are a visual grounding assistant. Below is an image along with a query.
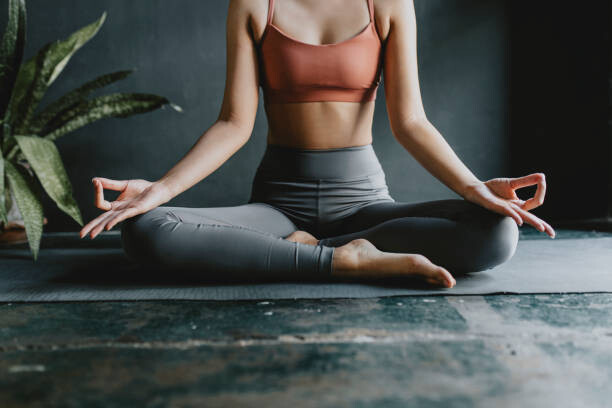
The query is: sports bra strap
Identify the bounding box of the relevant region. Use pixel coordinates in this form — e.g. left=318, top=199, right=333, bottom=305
left=267, top=0, right=275, bottom=26
left=367, top=0, right=374, bottom=22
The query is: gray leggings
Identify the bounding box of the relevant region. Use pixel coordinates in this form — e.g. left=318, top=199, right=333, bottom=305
left=121, top=144, right=519, bottom=281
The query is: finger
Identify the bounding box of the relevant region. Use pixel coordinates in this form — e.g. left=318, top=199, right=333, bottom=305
left=522, top=179, right=547, bottom=211
left=543, top=222, right=556, bottom=239
left=116, top=191, right=128, bottom=201
left=508, top=173, right=545, bottom=189
left=80, top=211, right=114, bottom=238
left=490, top=202, right=523, bottom=226
left=94, top=180, right=112, bottom=211
left=505, top=183, right=520, bottom=201
left=504, top=206, right=523, bottom=226
left=85, top=213, right=116, bottom=239
left=93, top=177, right=129, bottom=192
left=509, top=198, right=526, bottom=207
left=105, top=207, right=140, bottom=231
left=516, top=208, right=545, bottom=232
left=477, top=196, right=521, bottom=225
left=509, top=173, right=546, bottom=211
left=510, top=204, right=553, bottom=236
left=86, top=200, right=133, bottom=238
left=510, top=173, right=546, bottom=211
left=88, top=211, right=118, bottom=239
left=537, top=218, right=556, bottom=238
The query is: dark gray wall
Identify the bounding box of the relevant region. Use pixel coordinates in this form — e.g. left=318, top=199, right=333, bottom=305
left=4, top=0, right=509, bottom=232
left=509, top=0, right=611, bottom=222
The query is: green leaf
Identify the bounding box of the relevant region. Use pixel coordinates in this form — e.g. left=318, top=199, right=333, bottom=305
left=44, top=93, right=181, bottom=141
left=8, top=12, right=107, bottom=133
left=5, top=160, right=43, bottom=260
left=28, top=69, right=134, bottom=134
left=46, top=92, right=171, bottom=127
left=15, top=135, right=82, bottom=226
left=0, top=0, right=26, bottom=119
left=4, top=42, right=48, bottom=132
left=48, top=12, right=106, bottom=86
left=0, top=147, right=7, bottom=225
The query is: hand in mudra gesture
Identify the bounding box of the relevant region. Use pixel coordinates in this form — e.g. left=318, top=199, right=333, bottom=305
left=462, top=173, right=555, bottom=238
left=79, top=177, right=172, bottom=239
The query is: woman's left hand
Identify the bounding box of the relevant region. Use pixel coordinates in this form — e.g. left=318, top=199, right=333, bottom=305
left=462, top=173, right=555, bottom=238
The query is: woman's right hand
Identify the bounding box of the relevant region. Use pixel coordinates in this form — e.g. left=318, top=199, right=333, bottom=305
left=79, top=177, right=173, bottom=239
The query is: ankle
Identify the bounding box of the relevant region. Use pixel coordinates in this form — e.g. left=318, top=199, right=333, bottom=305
left=331, top=244, right=359, bottom=276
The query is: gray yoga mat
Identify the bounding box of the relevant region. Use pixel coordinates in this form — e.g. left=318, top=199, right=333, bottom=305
left=0, top=234, right=610, bottom=301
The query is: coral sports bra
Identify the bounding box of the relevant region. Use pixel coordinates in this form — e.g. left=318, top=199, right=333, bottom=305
left=257, top=0, right=384, bottom=104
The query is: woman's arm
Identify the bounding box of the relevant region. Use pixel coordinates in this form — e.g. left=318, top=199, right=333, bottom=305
left=80, top=0, right=261, bottom=238
left=382, top=0, right=554, bottom=237
left=383, top=0, right=480, bottom=198
left=156, top=0, right=261, bottom=198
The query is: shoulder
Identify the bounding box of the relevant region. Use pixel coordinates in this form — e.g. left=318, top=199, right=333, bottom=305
left=228, top=0, right=270, bottom=18
left=227, top=0, right=269, bottom=42
left=372, top=0, right=415, bottom=43
left=376, top=0, right=415, bottom=19
left=227, top=0, right=262, bottom=18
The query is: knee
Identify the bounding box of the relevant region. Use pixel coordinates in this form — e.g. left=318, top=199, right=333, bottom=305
left=469, top=213, right=519, bottom=272
left=489, top=215, right=520, bottom=264
left=120, top=207, right=176, bottom=264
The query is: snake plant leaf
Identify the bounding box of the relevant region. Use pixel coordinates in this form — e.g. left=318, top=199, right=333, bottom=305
left=46, top=92, right=173, bottom=129
left=8, top=11, right=106, bottom=132
left=0, top=0, right=26, bottom=119
left=4, top=160, right=43, bottom=260
left=15, top=135, right=82, bottom=226
left=44, top=93, right=181, bottom=141
left=5, top=42, right=48, bottom=132
left=0, top=147, right=7, bottom=225
left=28, top=69, right=134, bottom=134
left=47, top=12, right=106, bottom=86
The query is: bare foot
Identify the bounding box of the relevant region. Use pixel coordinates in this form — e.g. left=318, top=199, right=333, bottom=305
left=285, top=230, right=320, bottom=246
left=331, top=238, right=456, bottom=288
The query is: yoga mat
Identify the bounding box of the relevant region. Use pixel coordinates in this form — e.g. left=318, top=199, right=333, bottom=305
left=0, top=235, right=610, bottom=301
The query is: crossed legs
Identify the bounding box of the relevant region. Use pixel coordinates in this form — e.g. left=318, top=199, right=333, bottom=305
left=319, top=198, right=520, bottom=274
left=120, top=198, right=519, bottom=286
left=121, top=202, right=334, bottom=281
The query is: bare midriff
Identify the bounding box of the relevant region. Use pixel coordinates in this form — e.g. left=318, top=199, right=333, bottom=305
left=264, top=100, right=376, bottom=149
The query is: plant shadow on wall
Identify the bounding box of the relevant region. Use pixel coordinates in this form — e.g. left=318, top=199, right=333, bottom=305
left=0, top=0, right=182, bottom=259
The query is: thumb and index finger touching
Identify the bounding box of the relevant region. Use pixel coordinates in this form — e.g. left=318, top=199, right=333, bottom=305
left=92, top=177, right=129, bottom=211
left=508, top=173, right=547, bottom=211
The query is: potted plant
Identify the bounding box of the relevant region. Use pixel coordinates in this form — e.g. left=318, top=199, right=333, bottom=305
left=0, top=0, right=182, bottom=259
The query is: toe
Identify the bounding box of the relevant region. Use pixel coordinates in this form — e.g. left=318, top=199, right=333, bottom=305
left=439, top=268, right=456, bottom=288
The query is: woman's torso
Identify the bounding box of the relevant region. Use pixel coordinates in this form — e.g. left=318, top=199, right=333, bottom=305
left=252, top=0, right=390, bottom=149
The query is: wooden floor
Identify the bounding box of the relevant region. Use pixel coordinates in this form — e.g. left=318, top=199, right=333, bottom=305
left=0, top=230, right=611, bottom=407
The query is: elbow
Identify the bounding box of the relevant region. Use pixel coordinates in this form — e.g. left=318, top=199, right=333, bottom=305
left=390, top=115, right=430, bottom=143
left=216, top=117, right=254, bottom=142
left=231, top=120, right=255, bottom=142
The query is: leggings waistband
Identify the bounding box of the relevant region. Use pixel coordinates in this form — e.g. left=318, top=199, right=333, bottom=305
left=255, top=143, right=385, bottom=180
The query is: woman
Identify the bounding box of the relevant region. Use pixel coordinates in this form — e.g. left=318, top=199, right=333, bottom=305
left=80, top=0, right=555, bottom=288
